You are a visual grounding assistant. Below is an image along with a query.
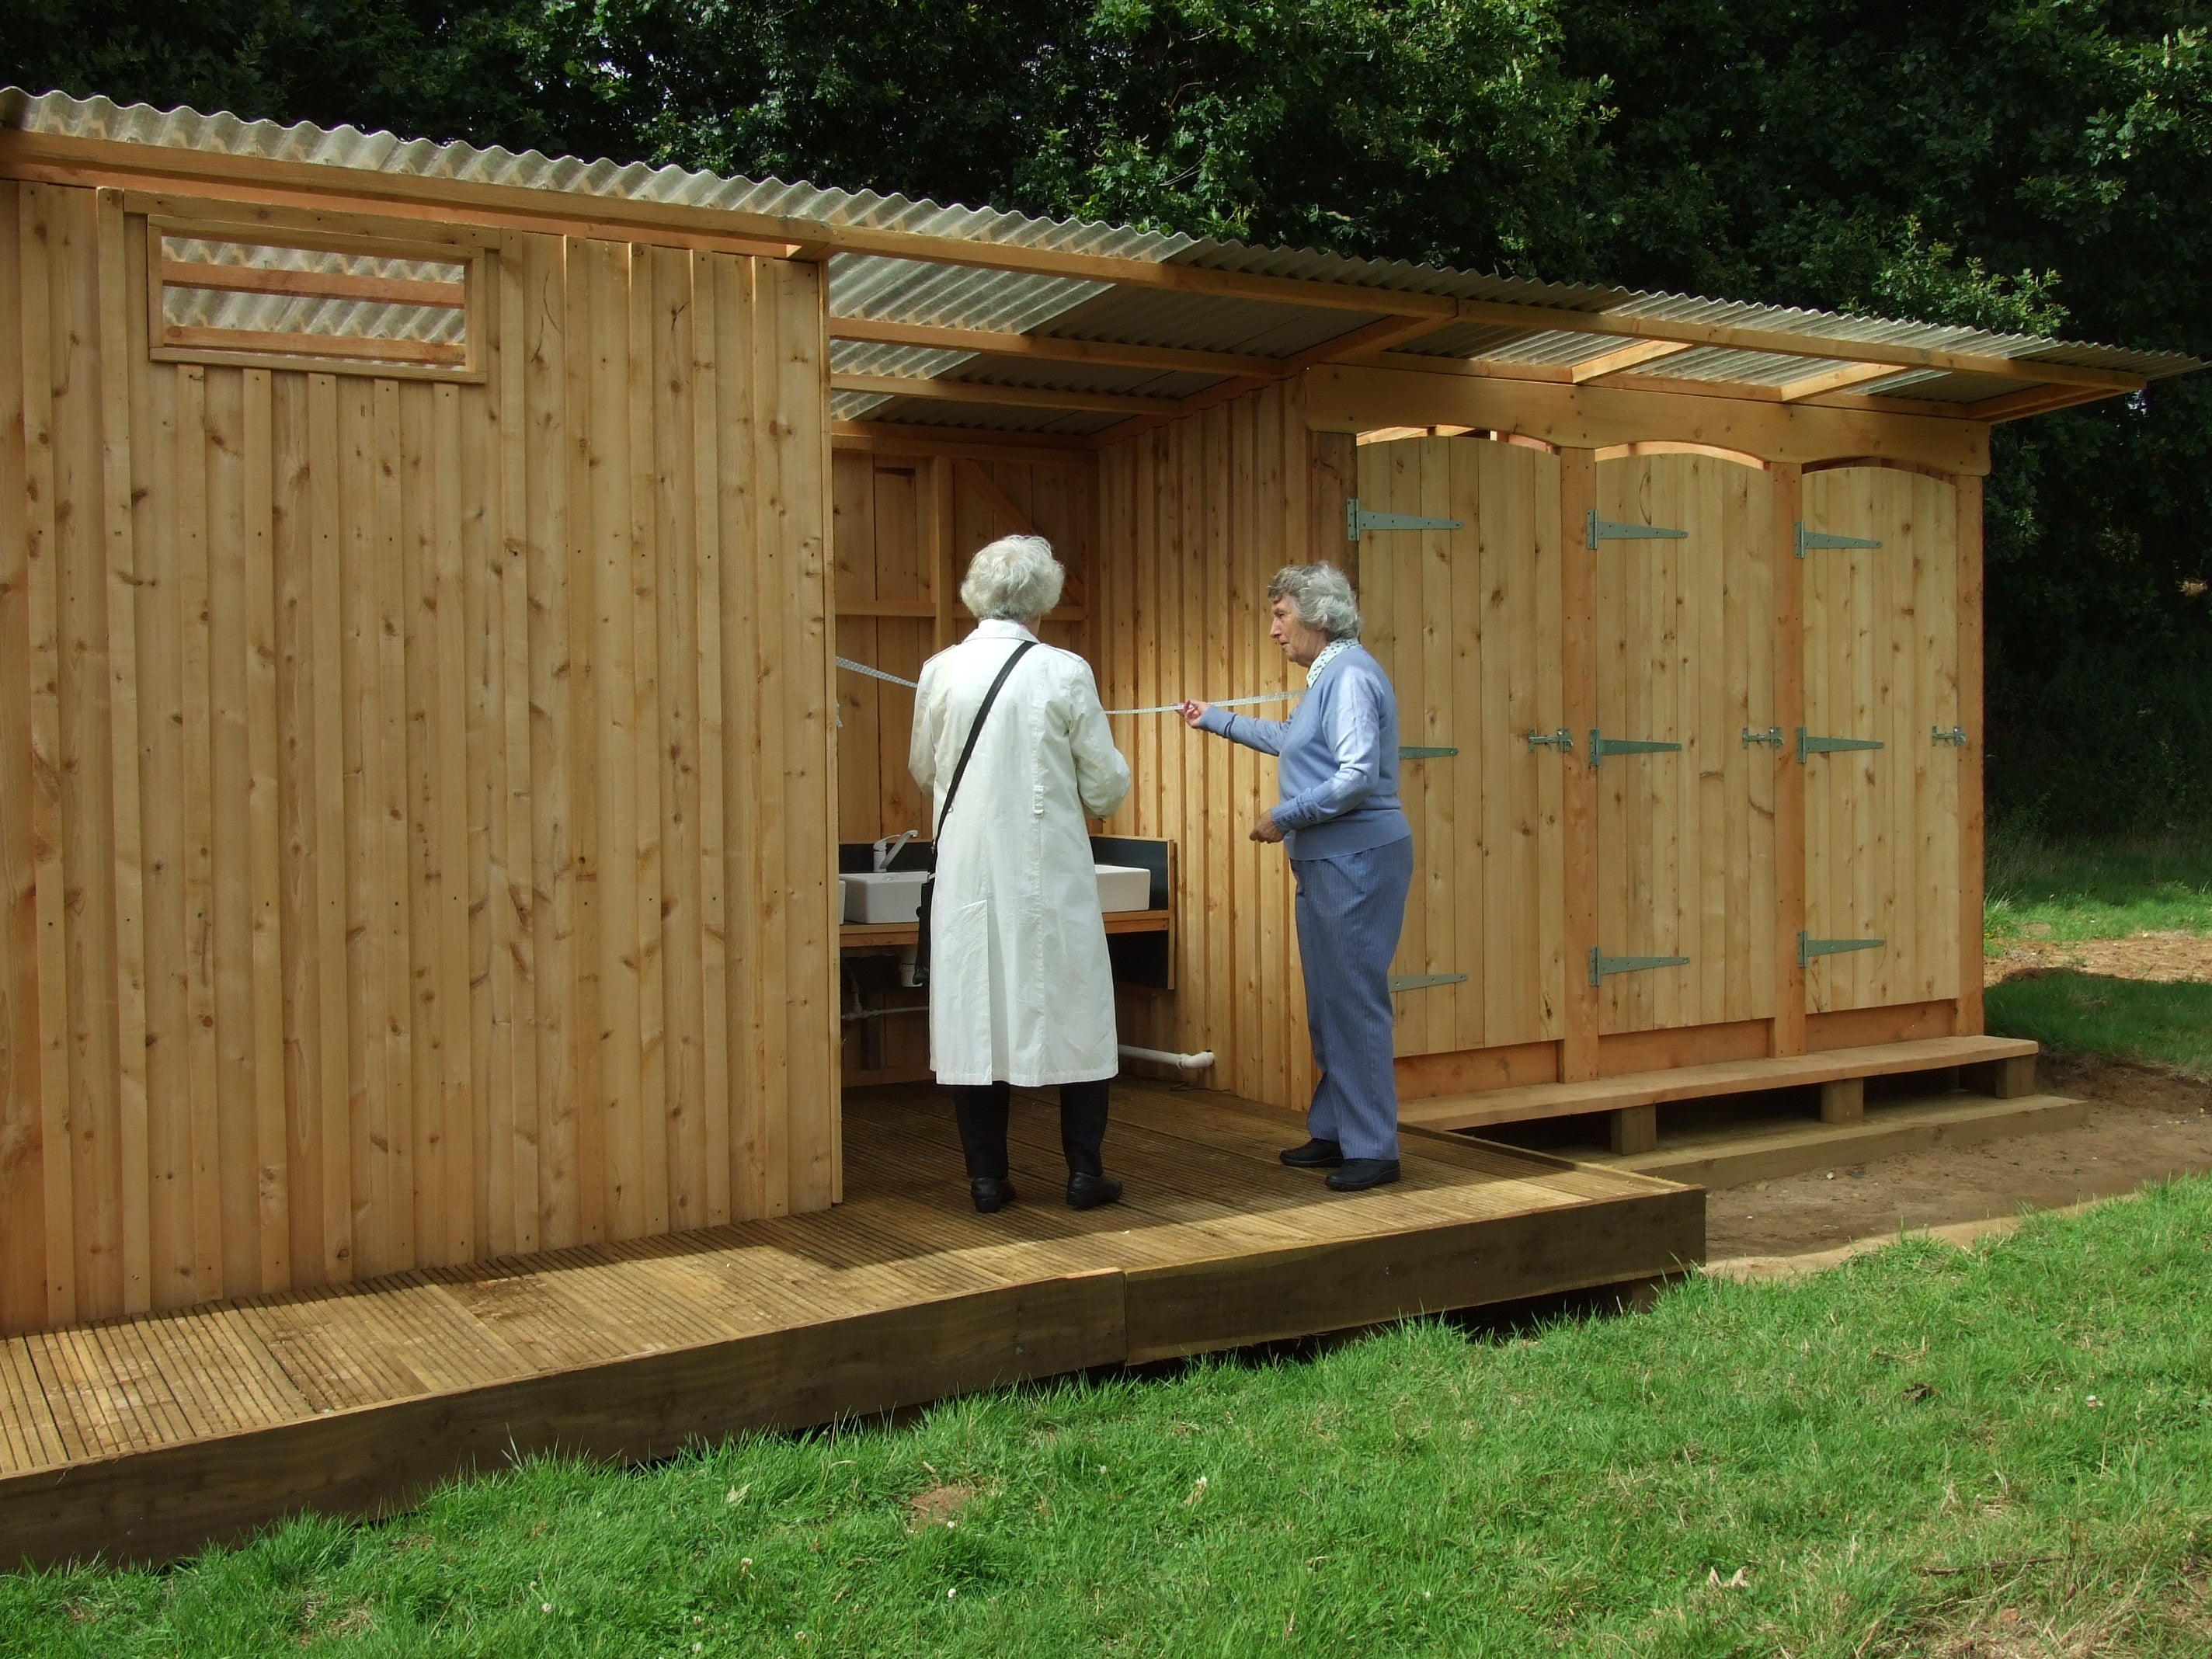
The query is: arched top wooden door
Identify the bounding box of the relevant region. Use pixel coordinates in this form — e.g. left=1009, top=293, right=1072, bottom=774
left=1800, top=465, right=1963, bottom=1012
left=1355, top=434, right=1565, bottom=1059
left=1591, top=450, right=1776, bottom=1036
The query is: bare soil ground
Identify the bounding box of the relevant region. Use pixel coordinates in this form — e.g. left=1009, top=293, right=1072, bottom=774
left=1704, top=927, right=2212, bottom=1268
left=1703, top=1052, right=2212, bottom=1266
left=1985, top=928, right=2212, bottom=986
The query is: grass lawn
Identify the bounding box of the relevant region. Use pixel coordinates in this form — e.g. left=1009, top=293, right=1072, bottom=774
left=5, top=1181, right=2210, bottom=1657
left=1984, top=824, right=2212, bottom=947
left=1986, top=972, right=2212, bottom=1075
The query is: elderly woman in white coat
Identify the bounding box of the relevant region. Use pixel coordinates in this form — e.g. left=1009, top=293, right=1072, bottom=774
left=910, top=534, right=1133, bottom=1214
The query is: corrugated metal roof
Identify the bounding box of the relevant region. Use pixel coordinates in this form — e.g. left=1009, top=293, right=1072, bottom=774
left=5, top=85, right=2198, bottom=434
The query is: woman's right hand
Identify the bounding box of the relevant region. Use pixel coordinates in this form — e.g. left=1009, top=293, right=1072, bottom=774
left=1180, top=700, right=1210, bottom=728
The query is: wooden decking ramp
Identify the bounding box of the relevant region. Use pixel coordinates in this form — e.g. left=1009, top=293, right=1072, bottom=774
left=0, top=1083, right=1699, bottom=1569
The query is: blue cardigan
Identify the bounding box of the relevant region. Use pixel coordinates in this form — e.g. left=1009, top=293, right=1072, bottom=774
left=1195, top=642, right=1413, bottom=860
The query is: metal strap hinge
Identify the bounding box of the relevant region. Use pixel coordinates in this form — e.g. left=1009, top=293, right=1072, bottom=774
left=1590, top=729, right=1682, bottom=767
left=1348, top=498, right=1462, bottom=537
left=1526, top=728, right=1574, bottom=753
left=1588, top=510, right=1688, bottom=548
left=1799, top=931, right=1885, bottom=969
left=1742, top=725, right=1784, bottom=750
left=1389, top=972, right=1469, bottom=993
left=1932, top=725, right=1968, bottom=747
left=1588, top=948, right=1691, bottom=986
left=1796, top=726, right=1884, bottom=763
left=1796, top=521, right=1883, bottom=559
left=1399, top=746, right=1459, bottom=760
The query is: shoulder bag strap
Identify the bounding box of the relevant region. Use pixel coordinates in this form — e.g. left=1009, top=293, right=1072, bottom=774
left=913, top=638, right=1035, bottom=989
left=933, top=638, right=1038, bottom=836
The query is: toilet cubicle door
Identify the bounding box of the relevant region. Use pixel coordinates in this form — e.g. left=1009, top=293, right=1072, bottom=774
left=1800, top=466, right=1963, bottom=1012
left=1591, top=452, right=1777, bottom=1036
left=1355, top=435, right=1566, bottom=1059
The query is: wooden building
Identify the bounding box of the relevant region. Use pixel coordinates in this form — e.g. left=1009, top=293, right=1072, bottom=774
left=0, top=87, right=2198, bottom=1350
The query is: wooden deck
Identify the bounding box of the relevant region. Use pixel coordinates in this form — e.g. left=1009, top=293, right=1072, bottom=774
left=0, top=1082, right=1699, bottom=1569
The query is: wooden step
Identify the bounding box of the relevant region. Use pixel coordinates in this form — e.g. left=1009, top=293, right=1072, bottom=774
left=1397, top=1035, right=2040, bottom=1134
left=1556, top=1090, right=2089, bottom=1189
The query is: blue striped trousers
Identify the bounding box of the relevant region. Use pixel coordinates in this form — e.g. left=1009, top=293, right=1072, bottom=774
left=1292, top=836, right=1414, bottom=1162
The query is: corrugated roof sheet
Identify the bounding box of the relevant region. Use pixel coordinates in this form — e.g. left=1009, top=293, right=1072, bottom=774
left=5, top=84, right=2198, bottom=433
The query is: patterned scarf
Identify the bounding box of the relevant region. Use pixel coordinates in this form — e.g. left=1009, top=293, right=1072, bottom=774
left=1306, top=637, right=1354, bottom=687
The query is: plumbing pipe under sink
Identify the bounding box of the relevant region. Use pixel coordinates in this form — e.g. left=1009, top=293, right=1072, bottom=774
left=1118, top=1044, right=1216, bottom=1074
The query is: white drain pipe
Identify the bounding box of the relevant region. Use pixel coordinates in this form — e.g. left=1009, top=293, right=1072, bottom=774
left=1118, top=1043, right=1216, bottom=1075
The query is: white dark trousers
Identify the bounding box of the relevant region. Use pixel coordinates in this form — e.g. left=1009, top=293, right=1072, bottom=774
left=1292, top=836, right=1414, bottom=1162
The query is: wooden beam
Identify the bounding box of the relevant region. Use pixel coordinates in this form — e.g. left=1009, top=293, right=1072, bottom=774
left=160, top=259, right=465, bottom=308
left=1960, top=381, right=2132, bottom=423
left=830, top=420, right=1091, bottom=457
left=830, top=315, right=1278, bottom=379
left=830, top=372, right=1167, bottom=416
left=1570, top=340, right=1698, bottom=383
left=1777, top=360, right=1906, bottom=402
left=155, top=323, right=465, bottom=365
left=1450, top=298, right=2146, bottom=391
left=1306, top=362, right=1992, bottom=475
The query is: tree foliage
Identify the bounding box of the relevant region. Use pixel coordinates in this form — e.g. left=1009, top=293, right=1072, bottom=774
left=5, top=0, right=2209, bottom=826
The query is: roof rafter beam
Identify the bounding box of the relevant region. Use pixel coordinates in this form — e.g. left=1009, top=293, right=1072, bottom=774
left=829, top=315, right=1279, bottom=378
left=1569, top=339, right=1699, bottom=383
left=1777, top=360, right=1911, bottom=402
left=830, top=371, right=1168, bottom=416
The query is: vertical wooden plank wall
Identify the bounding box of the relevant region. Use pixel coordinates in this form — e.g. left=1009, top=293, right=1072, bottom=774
left=0, top=190, right=839, bottom=1334
left=1094, top=380, right=1350, bottom=1113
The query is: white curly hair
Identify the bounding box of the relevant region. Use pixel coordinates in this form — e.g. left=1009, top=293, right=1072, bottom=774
left=1268, top=562, right=1362, bottom=638
left=960, top=534, right=1066, bottom=622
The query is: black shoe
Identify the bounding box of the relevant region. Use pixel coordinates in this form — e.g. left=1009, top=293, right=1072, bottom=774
left=1279, top=1138, right=1344, bottom=1170
left=971, top=1177, right=1017, bottom=1214
left=1325, top=1158, right=1401, bottom=1192
left=1066, top=1172, right=1124, bottom=1211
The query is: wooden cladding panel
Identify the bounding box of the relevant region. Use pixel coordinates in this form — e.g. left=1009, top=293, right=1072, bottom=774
left=1592, top=454, right=1776, bottom=1035
left=1357, top=436, right=1565, bottom=1058
left=1801, top=466, right=1961, bottom=1012
left=0, top=186, right=836, bottom=1334
left=1094, top=381, right=1338, bottom=1112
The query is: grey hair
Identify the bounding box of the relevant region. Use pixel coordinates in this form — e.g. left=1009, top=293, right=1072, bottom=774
left=960, top=534, right=1065, bottom=621
left=1268, top=562, right=1362, bottom=638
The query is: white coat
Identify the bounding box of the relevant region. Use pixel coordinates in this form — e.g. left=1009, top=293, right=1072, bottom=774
left=909, top=621, right=1132, bottom=1087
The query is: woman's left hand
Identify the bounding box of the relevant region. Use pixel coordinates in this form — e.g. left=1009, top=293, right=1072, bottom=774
left=1249, top=811, right=1285, bottom=844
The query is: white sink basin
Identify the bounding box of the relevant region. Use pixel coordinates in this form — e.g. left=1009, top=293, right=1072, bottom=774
left=843, top=870, right=929, bottom=923
left=1096, top=864, right=1153, bottom=913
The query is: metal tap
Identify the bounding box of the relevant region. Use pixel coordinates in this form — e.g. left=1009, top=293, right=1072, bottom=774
left=872, top=830, right=920, bottom=871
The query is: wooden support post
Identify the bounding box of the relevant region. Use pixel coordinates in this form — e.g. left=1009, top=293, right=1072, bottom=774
left=1818, top=1076, right=1864, bottom=1125
left=1610, top=1104, right=1659, bottom=1156
left=1770, top=462, right=1807, bottom=1056
left=1955, top=474, right=1987, bottom=1035
left=1961, top=1053, right=2036, bottom=1100
left=1558, top=447, right=1601, bottom=1083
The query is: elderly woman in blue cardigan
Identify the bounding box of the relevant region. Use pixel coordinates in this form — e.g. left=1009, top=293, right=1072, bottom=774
left=1181, top=564, right=1414, bottom=1191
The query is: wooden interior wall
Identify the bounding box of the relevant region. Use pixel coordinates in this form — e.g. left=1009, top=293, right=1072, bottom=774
left=1355, top=436, right=1565, bottom=1059
left=1095, top=380, right=1353, bottom=1112
left=1800, top=465, right=1962, bottom=1011
left=0, top=180, right=838, bottom=1335
left=1592, top=454, right=1777, bottom=1035
left=832, top=446, right=1097, bottom=847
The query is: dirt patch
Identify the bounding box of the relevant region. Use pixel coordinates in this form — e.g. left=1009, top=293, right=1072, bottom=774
left=1986, top=930, right=2212, bottom=987
left=1705, top=1055, right=2212, bottom=1264
left=906, top=1482, right=976, bottom=1531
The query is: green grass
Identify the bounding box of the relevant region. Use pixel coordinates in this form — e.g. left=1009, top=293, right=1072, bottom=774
left=1986, top=971, right=2212, bottom=1076
left=1984, top=823, right=2212, bottom=947
left=6, top=1183, right=2212, bottom=1657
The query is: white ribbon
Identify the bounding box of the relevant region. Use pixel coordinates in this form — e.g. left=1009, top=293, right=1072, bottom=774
left=836, top=656, right=1298, bottom=718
